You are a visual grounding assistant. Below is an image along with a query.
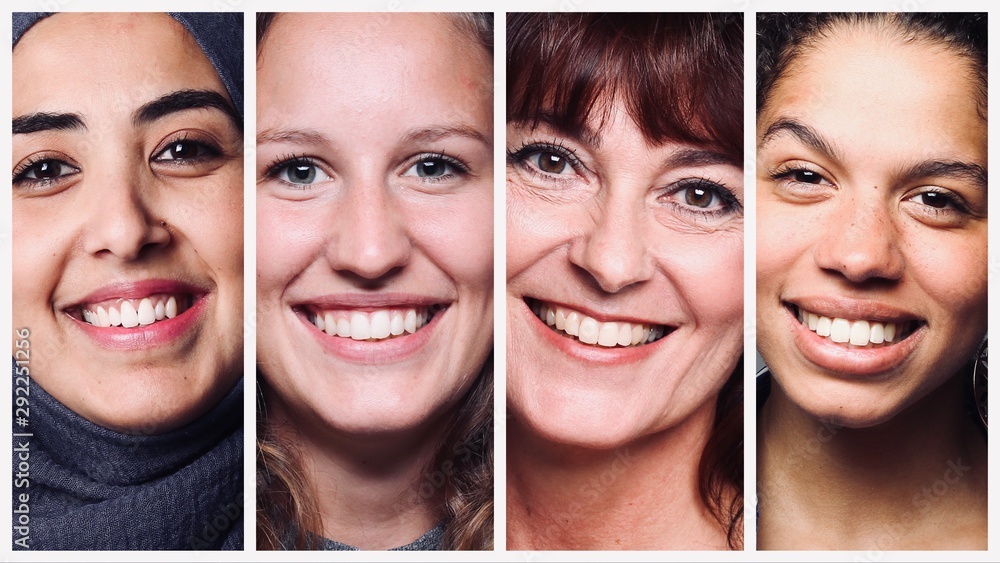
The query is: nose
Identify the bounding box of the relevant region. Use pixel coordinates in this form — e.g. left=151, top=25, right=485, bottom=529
left=813, top=189, right=904, bottom=283
left=325, top=180, right=412, bottom=280
left=81, top=171, right=170, bottom=260
left=568, top=192, right=655, bottom=293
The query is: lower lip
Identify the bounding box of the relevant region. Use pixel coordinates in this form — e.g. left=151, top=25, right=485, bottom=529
left=301, top=308, right=442, bottom=364
left=522, top=300, right=665, bottom=365
left=72, top=296, right=207, bottom=350
left=789, top=307, right=925, bottom=376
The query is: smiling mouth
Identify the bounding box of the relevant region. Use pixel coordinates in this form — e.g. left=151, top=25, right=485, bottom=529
left=77, top=294, right=194, bottom=328
left=791, top=304, right=922, bottom=348
left=304, top=305, right=447, bottom=341
left=527, top=298, right=672, bottom=348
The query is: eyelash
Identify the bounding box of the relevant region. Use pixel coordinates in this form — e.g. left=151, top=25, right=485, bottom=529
left=263, top=154, right=328, bottom=188
left=506, top=141, right=586, bottom=182
left=403, top=151, right=471, bottom=183
left=12, top=154, right=81, bottom=190
left=661, top=177, right=743, bottom=218
left=263, top=151, right=473, bottom=189
left=151, top=133, right=223, bottom=165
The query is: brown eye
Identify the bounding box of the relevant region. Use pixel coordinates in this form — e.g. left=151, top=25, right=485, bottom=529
left=536, top=152, right=567, bottom=174
left=685, top=186, right=715, bottom=208
left=30, top=160, right=65, bottom=179
left=154, top=139, right=219, bottom=162
left=915, top=191, right=950, bottom=209
left=793, top=170, right=824, bottom=184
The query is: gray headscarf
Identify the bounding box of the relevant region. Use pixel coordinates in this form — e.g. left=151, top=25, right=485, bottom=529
left=13, top=12, right=243, bottom=119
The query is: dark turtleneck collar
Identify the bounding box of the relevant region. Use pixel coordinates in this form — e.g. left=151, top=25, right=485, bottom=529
left=12, top=360, right=244, bottom=550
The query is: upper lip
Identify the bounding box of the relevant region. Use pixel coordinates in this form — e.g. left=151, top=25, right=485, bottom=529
left=63, top=279, right=209, bottom=310
left=295, top=293, right=452, bottom=310
left=525, top=296, right=677, bottom=327
left=786, top=296, right=923, bottom=323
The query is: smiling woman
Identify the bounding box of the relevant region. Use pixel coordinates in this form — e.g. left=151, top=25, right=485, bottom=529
left=506, top=13, right=744, bottom=550
left=11, top=12, right=244, bottom=550
left=755, top=13, right=987, bottom=550
left=255, top=12, right=493, bottom=551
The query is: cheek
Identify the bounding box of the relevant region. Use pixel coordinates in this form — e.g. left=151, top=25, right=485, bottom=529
left=412, top=193, right=493, bottom=289
left=256, top=198, right=327, bottom=304
left=505, top=185, right=580, bottom=279
left=755, top=200, right=816, bottom=289
left=901, top=225, right=987, bottom=320
left=12, top=201, right=75, bottom=318
left=666, top=232, right=744, bottom=327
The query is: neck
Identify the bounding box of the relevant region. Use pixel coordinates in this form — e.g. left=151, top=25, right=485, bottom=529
left=268, top=398, right=447, bottom=550
left=758, top=374, right=987, bottom=549
left=506, top=399, right=730, bottom=550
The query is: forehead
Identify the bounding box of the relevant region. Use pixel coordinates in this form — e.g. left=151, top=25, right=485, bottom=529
left=13, top=13, right=225, bottom=117
left=761, top=27, right=985, bottom=166
left=257, top=13, right=491, bottom=131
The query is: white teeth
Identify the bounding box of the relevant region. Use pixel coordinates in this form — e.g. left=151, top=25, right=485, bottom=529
left=137, top=298, right=156, bottom=326
left=97, top=306, right=110, bottom=328
left=816, top=316, right=832, bottom=337
left=530, top=301, right=668, bottom=348
left=404, top=309, right=417, bottom=333
left=336, top=315, right=350, bottom=337
left=579, top=317, right=599, bottom=345
left=597, top=322, right=619, bottom=347
left=307, top=306, right=441, bottom=341
left=120, top=302, right=139, bottom=328
left=80, top=294, right=190, bottom=329
left=390, top=311, right=405, bottom=336
left=830, top=318, right=850, bottom=343
left=796, top=307, right=911, bottom=348
left=564, top=312, right=580, bottom=336
left=870, top=323, right=885, bottom=344
left=370, top=311, right=391, bottom=339
left=849, top=320, right=870, bottom=346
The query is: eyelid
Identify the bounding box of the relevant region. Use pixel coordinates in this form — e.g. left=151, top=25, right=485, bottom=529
left=263, top=154, right=335, bottom=188
left=506, top=140, right=588, bottom=179
left=150, top=132, right=223, bottom=163
left=400, top=151, right=472, bottom=179
left=12, top=153, right=81, bottom=184
left=661, top=178, right=743, bottom=216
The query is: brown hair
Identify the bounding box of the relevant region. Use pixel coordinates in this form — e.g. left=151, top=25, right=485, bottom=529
left=508, top=13, right=743, bottom=162
left=508, top=12, right=744, bottom=549
left=757, top=13, right=987, bottom=116
left=255, top=12, right=494, bottom=550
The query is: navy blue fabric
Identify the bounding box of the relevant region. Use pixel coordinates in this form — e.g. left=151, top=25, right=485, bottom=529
left=12, top=12, right=243, bottom=118
left=12, top=361, right=244, bottom=550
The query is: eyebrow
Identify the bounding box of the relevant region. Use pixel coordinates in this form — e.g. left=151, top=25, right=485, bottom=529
left=132, top=89, right=241, bottom=130
left=256, top=128, right=330, bottom=147
left=760, top=118, right=842, bottom=161
left=401, top=125, right=491, bottom=147
left=13, top=112, right=86, bottom=135
left=663, top=147, right=742, bottom=169
left=511, top=113, right=603, bottom=149
left=899, top=160, right=988, bottom=191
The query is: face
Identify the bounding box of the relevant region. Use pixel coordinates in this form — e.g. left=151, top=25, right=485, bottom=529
left=756, top=28, right=987, bottom=427
left=256, top=14, right=493, bottom=437
left=12, top=14, right=244, bottom=433
left=506, top=104, right=744, bottom=449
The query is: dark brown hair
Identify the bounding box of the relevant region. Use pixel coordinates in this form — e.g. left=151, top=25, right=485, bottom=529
left=757, top=13, right=987, bottom=115
left=508, top=13, right=743, bottom=162
left=507, top=13, right=744, bottom=549
left=255, top=12, right=494, bottom=550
